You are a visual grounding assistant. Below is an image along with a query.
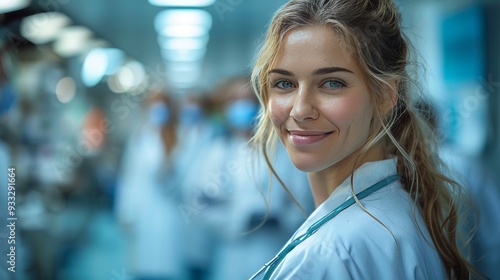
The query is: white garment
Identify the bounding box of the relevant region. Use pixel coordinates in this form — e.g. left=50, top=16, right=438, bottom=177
left=175, top=123, right=219, bottom=269
left=266, top=158, right=446, bottom=280
left=115, top=125, right=185, bottom=278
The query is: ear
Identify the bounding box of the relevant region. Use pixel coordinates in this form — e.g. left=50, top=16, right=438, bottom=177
left=382, top=78, right=399, bottom=114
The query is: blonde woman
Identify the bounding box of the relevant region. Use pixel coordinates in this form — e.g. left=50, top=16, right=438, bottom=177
left=250, top=0, right=483, bottom=279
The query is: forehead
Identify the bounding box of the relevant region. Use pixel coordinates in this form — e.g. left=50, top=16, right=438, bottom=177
left=274, top=25, right=358, bottom=73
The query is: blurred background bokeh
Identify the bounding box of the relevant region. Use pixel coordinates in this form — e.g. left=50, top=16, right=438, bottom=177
left=0, top=0, right=499, bottom=279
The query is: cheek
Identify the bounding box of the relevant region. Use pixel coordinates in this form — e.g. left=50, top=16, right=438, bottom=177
left=323, top=93, right=373, bottom=128
left=268, top=96, right=290, bottom=127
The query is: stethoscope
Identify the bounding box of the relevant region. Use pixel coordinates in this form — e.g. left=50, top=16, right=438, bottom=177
left=249, top=174, right=401, bottom=280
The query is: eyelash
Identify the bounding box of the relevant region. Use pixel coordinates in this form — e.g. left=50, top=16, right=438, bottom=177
left=270, top=78, right=347, bottom=90
left=271, top=78, right=295, bottom=89
left=321, top=79, right=346, bottom=89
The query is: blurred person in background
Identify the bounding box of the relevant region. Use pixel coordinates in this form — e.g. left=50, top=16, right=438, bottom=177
left=176, top=93, right=219, bottom=178
left=182, top=76, right=311, bottom=280
left=174, top=93, right=220, bottom=280
left=115, top=89, right=186, bottom=280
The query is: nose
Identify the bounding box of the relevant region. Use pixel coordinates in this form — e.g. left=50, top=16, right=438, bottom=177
left=290, top=85, right=318, bottom=122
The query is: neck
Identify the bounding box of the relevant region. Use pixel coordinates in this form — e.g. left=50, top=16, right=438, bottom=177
left=308, top=143, right=386, bottom=207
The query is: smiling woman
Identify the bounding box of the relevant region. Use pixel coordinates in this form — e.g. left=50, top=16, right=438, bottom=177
left=250, top=0, right=484, bottom=279
left=268, top=25, right=381, bottom=183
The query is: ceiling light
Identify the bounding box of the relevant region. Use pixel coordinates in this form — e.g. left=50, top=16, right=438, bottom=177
left=155, top=9, right=212, bottom=28
left=160, top=25, right=208, bottom=37
left=81, top=48, right=124, bottom=87
left=0, top=0, right=30, bottom=14
left=82, top=48, right=109, bottom=87
left=20, top=12, right=71, bottom=44
left=161, top=48, right=206, bottom=61
left=158, top=36, right=209, bottom=50
left=53, top=26, right=93, bottom=57
left=149, top=0, right=215, bottom=7
left=102, top=48, right=124, bottom=75
left=154, top=9, right=212, bottom=37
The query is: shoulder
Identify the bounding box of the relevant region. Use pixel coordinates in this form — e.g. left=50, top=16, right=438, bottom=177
left=271, top=185, right=446, bottom=279
left=332, top=184, right=420, bottom=243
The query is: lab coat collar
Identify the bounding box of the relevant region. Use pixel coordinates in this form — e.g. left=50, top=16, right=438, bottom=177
left=293, top=158, right=398, bottom=239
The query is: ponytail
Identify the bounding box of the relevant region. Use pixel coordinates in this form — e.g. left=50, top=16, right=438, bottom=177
left=388, top=97, right=481, bottom=279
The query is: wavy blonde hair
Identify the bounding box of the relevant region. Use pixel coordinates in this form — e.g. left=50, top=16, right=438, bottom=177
left=250, top=0, right=481, bottom=278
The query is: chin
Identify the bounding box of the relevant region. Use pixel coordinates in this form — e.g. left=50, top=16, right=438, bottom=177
left=289, top=156, right=329, bottom=173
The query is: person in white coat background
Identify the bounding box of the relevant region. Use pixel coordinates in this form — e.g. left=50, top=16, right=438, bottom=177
left=174, top=94, right=220, bottom=280
left=249, top=0, right=485, bottom=279
left=115, top=90, right=186, bottom=280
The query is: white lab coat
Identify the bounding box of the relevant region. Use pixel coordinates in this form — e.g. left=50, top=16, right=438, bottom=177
left=265, top=158, right=446, bottom=280
left=115, top=125, right=185, bottom=278
left=175, top=122, right=219, bottom=270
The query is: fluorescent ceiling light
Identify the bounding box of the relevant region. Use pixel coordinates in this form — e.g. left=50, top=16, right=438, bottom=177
left=21, top=12, right=71, bottom=44
left=161, top=48, right=206, bottom=61
left=81, top=48, right=124, bottom=87
left=82, top=48, right=109, bottom=87
left=102, top=48, right=125, bottom=75
left=160, top=25, right=209, bottom=37
left=149, top=0, right=215, bottom=7
left=158, top=36, right=209, bottom=50
left=155, top=9, right=212, bottom=28
left=53, top=26, right=93, bottom=57
left=0, top=0, right=30, bottom=14
left=57, top=26, right=92, bottom=40
left=155, top=9, right=212, bottom=37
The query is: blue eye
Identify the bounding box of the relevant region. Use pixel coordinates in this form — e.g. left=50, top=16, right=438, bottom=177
left=273, top=79, right=295, bottom=89
left=322, top=80, right=345, bottom=89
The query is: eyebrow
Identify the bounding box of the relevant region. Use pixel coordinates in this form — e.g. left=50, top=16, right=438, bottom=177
left=268, top=67, right=354, bottom=76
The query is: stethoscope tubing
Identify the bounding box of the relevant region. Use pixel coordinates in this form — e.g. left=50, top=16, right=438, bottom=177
left=249, top=174, right=401, bottom=280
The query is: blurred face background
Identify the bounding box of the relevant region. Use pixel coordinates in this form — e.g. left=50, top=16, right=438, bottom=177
left=222, top=79, right=259, bottom=134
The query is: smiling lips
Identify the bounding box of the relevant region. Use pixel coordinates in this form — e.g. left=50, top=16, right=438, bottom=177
left=287, top=130, right=334, bottom=146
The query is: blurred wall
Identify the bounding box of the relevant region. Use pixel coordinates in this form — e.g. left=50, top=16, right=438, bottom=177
left=485, top=2, right=500, bottom=184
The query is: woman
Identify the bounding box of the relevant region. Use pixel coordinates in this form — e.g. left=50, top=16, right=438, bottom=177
left=250, top=0, right=482, bottom=279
